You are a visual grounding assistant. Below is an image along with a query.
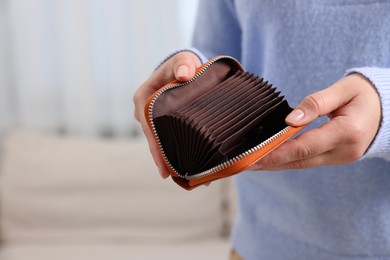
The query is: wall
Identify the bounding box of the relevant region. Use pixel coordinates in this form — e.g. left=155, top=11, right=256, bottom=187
left=0, top=0, right=199, bottom=138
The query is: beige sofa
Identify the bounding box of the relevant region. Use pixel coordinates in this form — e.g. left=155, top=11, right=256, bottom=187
left=0, top=130, right=236, bottom=260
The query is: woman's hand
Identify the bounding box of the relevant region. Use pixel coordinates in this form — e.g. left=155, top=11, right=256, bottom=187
left=249, top=73, right=382, bottom=171
left=133, top=52, right=202, bottom=178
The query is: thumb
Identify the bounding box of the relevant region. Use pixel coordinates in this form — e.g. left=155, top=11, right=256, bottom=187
left=172, top=52, right=202, bottom=82
left=285, top=83, right=348, bottom=126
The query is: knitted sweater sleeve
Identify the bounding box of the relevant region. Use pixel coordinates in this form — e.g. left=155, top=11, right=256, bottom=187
left=157, top=0, right=241, bottom=67
left=347, top=68, right=390, bottom=160
left=191, top=0, right=241, bottom=61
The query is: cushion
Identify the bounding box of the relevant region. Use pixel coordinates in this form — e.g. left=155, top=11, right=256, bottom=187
left=0, top=130, right=226, bottom=244
left=0, top=239, right=231, bottom=260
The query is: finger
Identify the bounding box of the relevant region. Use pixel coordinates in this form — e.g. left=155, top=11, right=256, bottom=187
left=132, top=52, right=202, bottom=179
left=260, top=144, right=360, bottom=171
left=251, top=120, right=343, bottom=169
left=133, top=76, right=174, bottom=124
left=134, top=53, right=202, bottom=123
left=133, top=78, right=164, bottom=123
left=172, top=52, right=202, bottom=82
left=259, top=152, right=332, bottom=171
left=141, top=121, right=171, bottom=179
left=286, top=80, right=353, bottom=126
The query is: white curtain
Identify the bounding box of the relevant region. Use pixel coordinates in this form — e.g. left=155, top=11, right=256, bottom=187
left=0, top=0, right=198, bottom=138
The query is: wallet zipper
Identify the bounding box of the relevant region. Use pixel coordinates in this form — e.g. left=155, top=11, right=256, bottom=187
left=148, top=56, right=289, bottom=180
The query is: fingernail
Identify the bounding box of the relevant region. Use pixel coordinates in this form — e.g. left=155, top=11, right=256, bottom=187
left=176, top=65, right=189, bottom=78
left=286, top=109, right=305, bottom=124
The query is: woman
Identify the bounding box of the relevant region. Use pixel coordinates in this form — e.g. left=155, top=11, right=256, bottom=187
left=134, top=1, right=390, bottom=259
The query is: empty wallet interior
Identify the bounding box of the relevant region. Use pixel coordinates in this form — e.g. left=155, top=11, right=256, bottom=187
left=150, top=57, right=294, bottom=179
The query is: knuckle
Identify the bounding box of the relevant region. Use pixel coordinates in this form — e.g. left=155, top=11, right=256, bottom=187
left=162, top=70, right=173, bottom=82
left=132, top=89, right=141, bottom=104
left=295, top=141, right=313, bottom=159
left=291, top=160, right=306, bottom=169
left=132, top=90, right=144, bottom=122
left=267, top=155, right=279, bottom=167
left=345, top=147, right=365, bottom=162
left=172, top=52, right=192, bottom=66
left=303, top=93, right=325, bottom=113
left=134, top=110, right=141, bottom=122
left=344, top=123, right=364, bottom=145
left=263, top=153, right=280, bottom=167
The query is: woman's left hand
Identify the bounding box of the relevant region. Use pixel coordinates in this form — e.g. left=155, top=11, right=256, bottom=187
left=249, top=73, right=382, bottom=171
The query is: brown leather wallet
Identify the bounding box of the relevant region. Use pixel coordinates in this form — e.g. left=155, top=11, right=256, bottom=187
left=145, top=56, right=304, bottom=190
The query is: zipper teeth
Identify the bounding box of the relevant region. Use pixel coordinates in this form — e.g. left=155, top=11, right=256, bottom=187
left=147, top=55, right=249, bottom=179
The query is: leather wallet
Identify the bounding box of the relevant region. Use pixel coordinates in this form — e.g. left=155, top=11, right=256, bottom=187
left=145, top=56, right=304, bottom=190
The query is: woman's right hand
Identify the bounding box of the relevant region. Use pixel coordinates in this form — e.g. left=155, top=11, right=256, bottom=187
left=133, top=52, right=202, bottom=178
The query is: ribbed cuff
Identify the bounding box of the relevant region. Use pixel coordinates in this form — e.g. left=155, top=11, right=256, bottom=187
left=346, top=67, right=390, bottom=160
left=155, top=48, right=208, bottom=70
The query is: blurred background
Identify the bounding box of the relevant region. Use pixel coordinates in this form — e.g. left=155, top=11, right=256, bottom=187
left=0, top=0, right=198, bottom=139
left=0, top=1, right=237, bottom=259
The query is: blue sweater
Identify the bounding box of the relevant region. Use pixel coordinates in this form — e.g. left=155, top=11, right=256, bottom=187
left=179, top=0, right=390, bottom=259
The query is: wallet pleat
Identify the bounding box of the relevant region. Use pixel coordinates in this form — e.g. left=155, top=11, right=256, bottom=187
left=218, top=98, right=285, bottom=155
left=183, top=73, right=252, bottom=129
left=201, top=78, right=264, bottom=131
left=207, top=87, right=276, bottom=138
left=203, top=78, right=271, bottom=129
left=177, top=71, right=244, bottom=117
left=153, top=69, right=293, bottom=176
left=213, top=92, right=282, bottom=142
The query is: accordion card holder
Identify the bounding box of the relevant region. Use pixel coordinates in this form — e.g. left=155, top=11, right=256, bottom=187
left=145, top=56, right=304, bottom=190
